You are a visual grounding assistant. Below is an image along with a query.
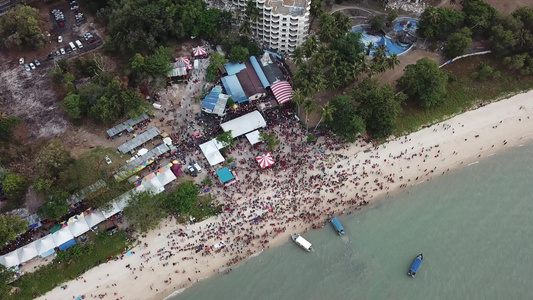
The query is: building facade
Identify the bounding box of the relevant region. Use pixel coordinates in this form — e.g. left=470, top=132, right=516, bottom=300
left=232, top=0, right=310, bottom=55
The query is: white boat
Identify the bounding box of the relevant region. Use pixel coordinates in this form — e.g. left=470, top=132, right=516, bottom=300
left=291, top=234, right=313, bottom=252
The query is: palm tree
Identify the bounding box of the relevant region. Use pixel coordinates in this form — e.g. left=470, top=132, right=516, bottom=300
left=365, top=42, right=375, bottom=56
left=292, top=89, right=306, bottom=116
left=245, top=0, right=260, bottom=23
left=239, top=20, right=252, bottom=37
left=314, top=101, right=336, bottom=130
left=302, top=99, right=317, bottom=131
left=309, top=0, right=323, bottom=33
left=302, top=34, right=320, bottom=58
left=386, top=53, right=401, bottom=71
left=292, top=47, right=305, bottom=66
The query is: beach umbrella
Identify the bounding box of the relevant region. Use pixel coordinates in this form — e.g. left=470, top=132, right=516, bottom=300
left=193, top=46, right=207, bottom=56
left=256, top=153, right=275, bottom=169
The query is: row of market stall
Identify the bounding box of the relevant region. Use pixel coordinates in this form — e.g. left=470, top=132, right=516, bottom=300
left=0, top=164, right=181, bottom=268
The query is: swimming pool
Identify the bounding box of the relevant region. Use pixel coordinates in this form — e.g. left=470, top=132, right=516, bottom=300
left=351, top=18, right=418, bottom=56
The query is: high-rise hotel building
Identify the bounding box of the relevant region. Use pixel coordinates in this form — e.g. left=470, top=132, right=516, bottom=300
left=231, top=0, right=311, bottom=55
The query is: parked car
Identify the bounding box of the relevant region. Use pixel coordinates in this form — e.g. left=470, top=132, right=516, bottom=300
left=34, top=59, right=41, bottom=67
left=55, top=50, right=61, bottom=56
left=105, top=155, right=112, bottom=165
left=19, top=58, right=24, bottom=64
left=24, top=64, right=30, bottom=71
left=187, top=165, right=197, bottom=177
left=58, top=35, right=63, bottom=43
left=60, top=48, right=65, bottom=55
left=29, top=62, right=36, bottom=70
left=75, top=40, right=83, bottom=48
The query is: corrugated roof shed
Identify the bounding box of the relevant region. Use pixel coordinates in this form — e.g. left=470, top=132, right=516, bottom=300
left=236, top=61, right=266, bottom=99
left=221, top=75, right=248, bottom=103
left=250, top=56, right=270, bottom=88
left=225, top=62, right=247, bottom=75
left=114, top=143, right=170, bottom=180
left=106, top=113, right=149, bottom=137
left=117, top=127, right=160, bottom=154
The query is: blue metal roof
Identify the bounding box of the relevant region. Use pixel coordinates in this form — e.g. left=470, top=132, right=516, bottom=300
left=216, top=168, right=234, bottom=183
left=250, top=56, right=270, bottom=88
left=410, top=257, right=422, bottom=273
left=331, top=217, right=344, bottom=232
left=58, top=239, right=77, bottom=251
left=201, top=88, right=222, bottom=111
left=221, top=75, right=248, bottom=103
left=225, top=62, right=247, bottom=75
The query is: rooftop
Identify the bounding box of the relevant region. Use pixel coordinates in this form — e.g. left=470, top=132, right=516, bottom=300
left=265, top=0, right=308, bottom=16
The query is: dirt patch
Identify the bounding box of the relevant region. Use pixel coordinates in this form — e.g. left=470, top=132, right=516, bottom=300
left=481, top=0, right=533, bottom=14
left=378, top=49, right=440, bottom=88
left=0, top=54, right=69, bottom=141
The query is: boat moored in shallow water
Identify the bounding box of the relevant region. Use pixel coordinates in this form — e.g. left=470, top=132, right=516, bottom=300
left=291, top=234, right=313, bottom=252
left=408, top=253, right=423, bottom=278
left=330, top=217, right=345, bottom=235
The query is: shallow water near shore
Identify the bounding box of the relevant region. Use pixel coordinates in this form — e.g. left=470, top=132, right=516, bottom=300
left=172, top=144, right=533, bottom=300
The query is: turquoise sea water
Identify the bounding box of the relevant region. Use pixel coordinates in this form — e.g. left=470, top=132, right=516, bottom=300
left=173, top=144, right=533, bottom=300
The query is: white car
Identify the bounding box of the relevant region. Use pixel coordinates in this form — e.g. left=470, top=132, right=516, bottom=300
left=29, top=63, right=36, bottom=70
left=105, top=155, right=112, bottom=165
left=19, top=58, right=24, bottom=64
left=58, top=36, right=63, bottom=43
left=60, top=48, right=65, bottom=55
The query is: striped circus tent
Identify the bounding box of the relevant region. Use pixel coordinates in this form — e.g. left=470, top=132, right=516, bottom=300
left=176, top=57, right=192, bottom=70
left=271, top=81, right=293, bottom=104
left=193, top=46, right=207, bottom=56
left=256, top=153, right=275, bottom=169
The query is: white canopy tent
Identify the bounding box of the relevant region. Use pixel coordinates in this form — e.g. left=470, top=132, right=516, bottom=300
left=163, top=137, right=173, bottom=146
left=85, top=211, right=106, bottom=227
left=245, top=130, right=262, bottom=145
left=220, top=110, right=266, bottom=138
left=35, top=235, right=57, bottom=256
left=52, top=227, right=74, bottom=246
left=17, top=243, right=38, bottom=263
left=156, top=168, right=177, bottom=186
left=68, top=218, right=90, bottom=237
left=0, top=250, right=20, bottom=267
left=135, top=177, right=165, bottom=195
left=199, top=140, right=225, bottom=166
left=101, top=201, right=122, bottom=219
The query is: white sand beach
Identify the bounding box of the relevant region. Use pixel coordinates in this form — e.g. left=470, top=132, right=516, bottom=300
left=37, top=91, right=533, bottom=300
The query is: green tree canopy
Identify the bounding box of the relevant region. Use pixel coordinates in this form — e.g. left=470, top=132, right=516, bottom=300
left=0, top=114, right=22, bottom=144
left=165, top=181, right=199, bottom=213
left=0, top=5, right=48, bottom=49
left=328, top=95, right=365, bottom=142
left=462, top=0, right=496, bottom=36
left=37, top=190, right=69, bottom=220
left=229, top=46, right=250, bottom=62
left=259, top=132, right=280, bottom=151
left=216, top=130, right=235, bottom=148
left=123, top=191, right=166, bottom=232
left=2, top=173, right=27, bottom=204
left=37, top=140, right=74, bottom=181
left=444, top=27, right=472, bottom=58
left=397, top=57, right=448, bottom=108
left=352, top=78, right=404, bottom=138
left=61, top=94, right=83, bottom=120
left=0, top=265, right=14, bottom=298
left=318, top=12, right=351, bottom=43
left=0, top=215, right=28, bottom=246
left=417, top=7, right=464, bottom=40
left=330, top=32, right=365, bottom=64
left=370, top=15, right=385, bottom=32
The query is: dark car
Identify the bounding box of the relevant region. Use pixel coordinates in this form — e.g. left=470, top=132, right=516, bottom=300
left=187, top=165, right=197, bottom=177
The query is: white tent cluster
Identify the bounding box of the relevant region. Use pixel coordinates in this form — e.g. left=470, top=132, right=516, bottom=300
left=0, top=166, right=178, bottom=268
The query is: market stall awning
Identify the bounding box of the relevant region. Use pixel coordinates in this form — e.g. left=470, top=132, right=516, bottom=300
left=68, top=218, right=90, bottom=237
left=271, top=80, right=293, bottom=104
left=0, top=250, right=20, bottom=267
left=101, top=201, right=122, bottom=219
left=193, top=46, right=207, bottom=56
left=52, top=227, right=74, bottom=247
left=85, top=210, right=106, bottom=227
left=35, top=235, right=57, bottom=256
left=17, top=243, right=38, bottom=263
left=256, top=152, right=275, bottom=169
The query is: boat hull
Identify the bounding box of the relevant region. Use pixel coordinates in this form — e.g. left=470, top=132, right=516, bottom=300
left=408, top=253, right=423, bottom=278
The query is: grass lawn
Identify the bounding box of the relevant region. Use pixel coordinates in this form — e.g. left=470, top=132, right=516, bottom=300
left=395, top=55, right=533, bottom=135
left=178, top=194, right=221, bottom=223
left=7, top=231, right=130, bottom=300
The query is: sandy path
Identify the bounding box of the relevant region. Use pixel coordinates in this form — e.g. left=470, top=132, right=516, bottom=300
left=37, top=90, right=533, bottom=300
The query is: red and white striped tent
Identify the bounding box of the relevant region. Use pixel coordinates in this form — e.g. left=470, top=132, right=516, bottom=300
left=256, top=152, right=275, bottom=169
left=193, top=46, right=207, bottom=57
left=176, top=57, right=193, bottom=70
left=271, top=81, right=293, bottom=104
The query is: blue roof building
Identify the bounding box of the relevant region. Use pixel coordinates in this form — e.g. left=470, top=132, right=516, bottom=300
left=221, top=75, right=248, bottom=103
left=250, top=56, right=270, bottom=88
left=225, top=62, right=247, bottom=76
